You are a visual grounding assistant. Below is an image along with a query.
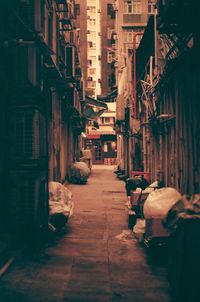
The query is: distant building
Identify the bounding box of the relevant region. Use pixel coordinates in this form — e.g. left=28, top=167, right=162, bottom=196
left=76, top=0, right=117, bottom=165
left=115, top=0, right=155, bottom=174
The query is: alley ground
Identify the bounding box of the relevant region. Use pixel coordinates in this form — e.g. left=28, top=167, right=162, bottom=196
left=0, top=165, right=171, bottom=302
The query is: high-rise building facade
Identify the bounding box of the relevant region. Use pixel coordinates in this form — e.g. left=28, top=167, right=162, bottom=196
left=115, top=0, right=156, bottom=174
left=100, top=0, right=116, bottom=95
left=75, top=0, right=117, bottom=165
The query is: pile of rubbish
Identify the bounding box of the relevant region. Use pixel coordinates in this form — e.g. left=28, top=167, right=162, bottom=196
left=163, top=194, right=200, bottom=231
left=48, top=181, right=73, bottom=231
left=125, top=176, right=150, bottom=196
left=68, top=161, right=90, bottom=184
left=126, top=176, right=200, bottom=250
left=126, top=177, right=200, bottom=301
left=143, top=187, right=182, bottom=219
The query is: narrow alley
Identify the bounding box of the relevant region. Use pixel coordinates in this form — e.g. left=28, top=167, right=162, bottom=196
left=0, top=166, right=171, bottom=302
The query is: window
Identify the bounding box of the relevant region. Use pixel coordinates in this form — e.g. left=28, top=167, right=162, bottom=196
left=89, top=31, right=96, bottom=40
left=87, top=80, right=96, bottom=88
left=104, top=117, right=111, bottom=124
left=148, top=0, right=155, bottom=14
left=124, top=0, right=141, bottom=14
left=74, top=4, right=80, bottom=18
left=103, top=141, right=117, bottom=153
left=107, top=3, right=115, bottom=18
left=107, top=52, right=114, bottom=63
left=107, top=28, right=112, bottom=39
left=87, top=6, right=96, bottom=13
left=89, top=18, right=96, bottom=25
left=89, top=68, right=96, bottom=75
left=88, top=42, right=96, bottom=49
left=88, top=56, right=96, bottom=66
left=124, top=31, right=133, bottom=43
left=88, top=41, right=93, bottom=48
left=101, top=117, right=111, bottom=124
left=124, top=31, right=143, bottom=46
left=88, top=59, right=92, bottom=66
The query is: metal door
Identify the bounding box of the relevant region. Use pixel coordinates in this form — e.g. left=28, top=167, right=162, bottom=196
left=92, top=140, right=103, bottom=164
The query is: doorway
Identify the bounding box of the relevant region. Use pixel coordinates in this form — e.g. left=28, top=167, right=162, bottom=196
left=92, top=140, right=103, bottom=164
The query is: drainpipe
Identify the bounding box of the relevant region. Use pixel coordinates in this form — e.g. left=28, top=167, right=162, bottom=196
left=133, top=33, right=143, bottom=119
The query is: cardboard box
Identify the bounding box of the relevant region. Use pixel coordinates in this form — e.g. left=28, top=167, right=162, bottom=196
left=130, top=191, right=149, bottom=207
left=145, top=218, right=170, bottom=238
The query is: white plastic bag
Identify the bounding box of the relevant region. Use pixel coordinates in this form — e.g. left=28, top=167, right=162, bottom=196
left=49, top=181, right=73, bottom=217
left=143, top=187, right=181, bottom=219
left=133, top=219, right=146, bottom=233
left=133, top=219, right=146, bottom=242
left=68, top=162, right=90, bottom=184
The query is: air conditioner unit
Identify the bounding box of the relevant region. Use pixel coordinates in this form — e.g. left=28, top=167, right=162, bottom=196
left=65, top=45, right=75, bottom=77
left=9, top=169, right=48, bottom=231
left=9, top=107, right=47, bottom=160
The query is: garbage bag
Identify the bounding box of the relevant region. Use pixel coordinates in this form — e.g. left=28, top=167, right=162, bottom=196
left=133, top=219, right=146, bottom=242
left=163, top=194, right=200, bottom=231
left=125, top=176, right=149, bottom=196
left=68, top=161, right=90, bottom=184
left=49, top=181, right=73, bottom=217
left=143, top=187, right=181, bottom=219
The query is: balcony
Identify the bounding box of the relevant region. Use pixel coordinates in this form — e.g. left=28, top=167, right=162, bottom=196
left=123, top=14, right=149, bottom=26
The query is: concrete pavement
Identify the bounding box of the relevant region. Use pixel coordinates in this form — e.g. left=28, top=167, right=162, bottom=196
left=0, top=165, right=171, bottom=302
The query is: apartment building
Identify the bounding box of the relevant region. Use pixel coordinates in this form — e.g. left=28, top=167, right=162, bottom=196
left=115, top=0, right=156, bottom=174
left=100, top=0, right=116, bottom=94
left=75, top=0, right=117, bottom=164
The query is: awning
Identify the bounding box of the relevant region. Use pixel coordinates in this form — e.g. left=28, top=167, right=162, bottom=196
left=83, top=106, right=105, bottom=120
left=97, top=89, right=117, bottom=101
left=88, top=130, right=115, bottom=135
left=82, top=95, right=108, bottom=120
left=84, top=95, right=108, bottom=109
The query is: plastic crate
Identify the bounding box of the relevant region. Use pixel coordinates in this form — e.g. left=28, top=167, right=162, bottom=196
left=104, top=158, right=116, bottom=165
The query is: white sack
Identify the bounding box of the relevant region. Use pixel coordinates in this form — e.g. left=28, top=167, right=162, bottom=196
left=143, top=187, right=181, bottom=219
left=68, top=161, right=90, bottom=184
left=133, top=219, right=146, bottom=234
left=49, top=181, right=73, bottom=216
